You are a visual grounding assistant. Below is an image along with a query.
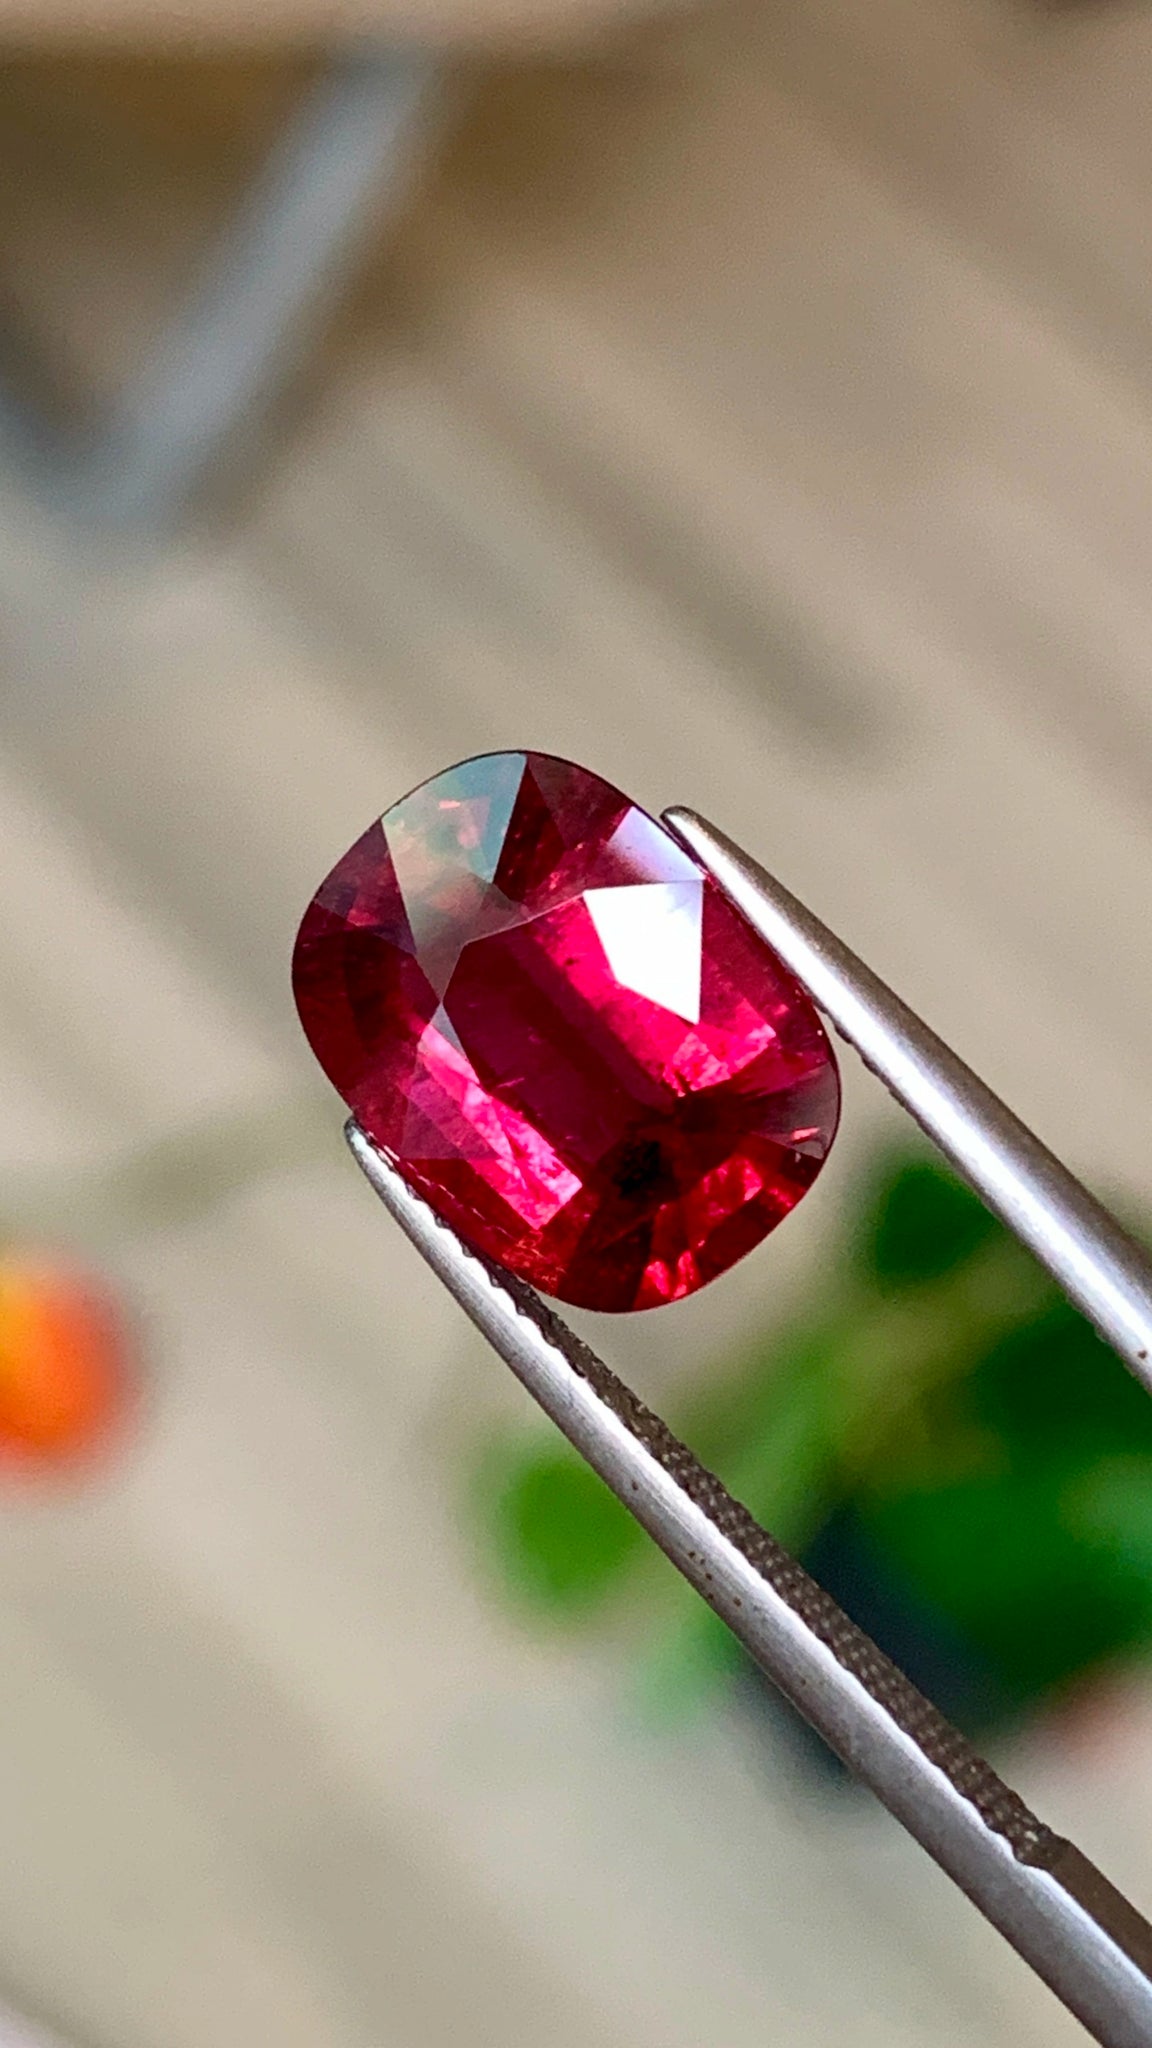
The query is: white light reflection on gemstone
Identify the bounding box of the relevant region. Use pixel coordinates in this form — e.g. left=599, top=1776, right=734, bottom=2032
left=603, top=805, right=702, bottom=884
left=585, top=881, right=703, bottom=1024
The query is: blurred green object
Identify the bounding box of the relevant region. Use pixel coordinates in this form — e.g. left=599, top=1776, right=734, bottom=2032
left=861, top=1152, right=1001, bottom=1285
left=475, top=1150, right=1152, bottom=1746
left=477, top=1437, right=643, bottom=1612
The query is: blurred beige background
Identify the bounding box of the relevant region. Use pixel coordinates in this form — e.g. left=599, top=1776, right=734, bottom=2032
left=0, top=0, right=685, bottom=49
left=0, top=1, right=1151, bottom=2044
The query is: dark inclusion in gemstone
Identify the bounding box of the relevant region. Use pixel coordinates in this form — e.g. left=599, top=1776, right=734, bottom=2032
left=293, top=751, right=840, bottom=1311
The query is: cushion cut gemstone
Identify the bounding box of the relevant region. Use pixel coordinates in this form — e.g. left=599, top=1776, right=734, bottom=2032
left=293, top=752, right=840, bottom=1311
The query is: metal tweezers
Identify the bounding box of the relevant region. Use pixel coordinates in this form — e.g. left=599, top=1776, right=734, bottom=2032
left=347, top=805, right=1152, bottom=2047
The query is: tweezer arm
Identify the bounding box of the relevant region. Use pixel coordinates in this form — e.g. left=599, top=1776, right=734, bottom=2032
left=347, top=1122, right=1152, bottom=2048
left=665, top=808, right=1152, bottom=1396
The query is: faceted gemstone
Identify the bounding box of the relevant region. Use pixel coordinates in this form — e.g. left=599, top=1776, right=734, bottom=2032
left=293, top=752, right=840, bottom=1311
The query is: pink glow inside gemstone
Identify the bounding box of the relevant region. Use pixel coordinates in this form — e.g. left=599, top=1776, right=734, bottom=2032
left=293, top=752, right=840, bottom=1311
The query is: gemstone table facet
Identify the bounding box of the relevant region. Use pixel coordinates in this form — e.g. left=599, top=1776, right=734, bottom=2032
left=293, top=752, right=840, bottom=1311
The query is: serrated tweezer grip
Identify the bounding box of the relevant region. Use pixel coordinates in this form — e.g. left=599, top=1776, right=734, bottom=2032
left=345, top=806, right=1152, bottom=2048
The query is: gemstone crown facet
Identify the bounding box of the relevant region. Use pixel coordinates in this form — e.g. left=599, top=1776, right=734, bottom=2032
left=293, top=752, right=840, bottom=1310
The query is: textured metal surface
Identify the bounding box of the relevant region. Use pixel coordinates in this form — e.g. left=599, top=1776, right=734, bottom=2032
left=347, top=1124, right=1152, bottom=2048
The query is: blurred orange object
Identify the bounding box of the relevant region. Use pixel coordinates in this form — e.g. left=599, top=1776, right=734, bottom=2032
left=0, top=1260, right=132, bottom=1471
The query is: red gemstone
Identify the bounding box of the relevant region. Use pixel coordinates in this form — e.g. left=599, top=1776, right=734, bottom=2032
left=293, top=753, right=839, bottom=1311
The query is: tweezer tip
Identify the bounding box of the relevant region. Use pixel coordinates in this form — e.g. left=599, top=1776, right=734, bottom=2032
left=663, top=804, right=761, bottom=884
left=344, top=1115, right=376, bottom=1174
left=345, top=1116, right=478, bottom=1294
left=661, top=802, right=710, bottom=845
